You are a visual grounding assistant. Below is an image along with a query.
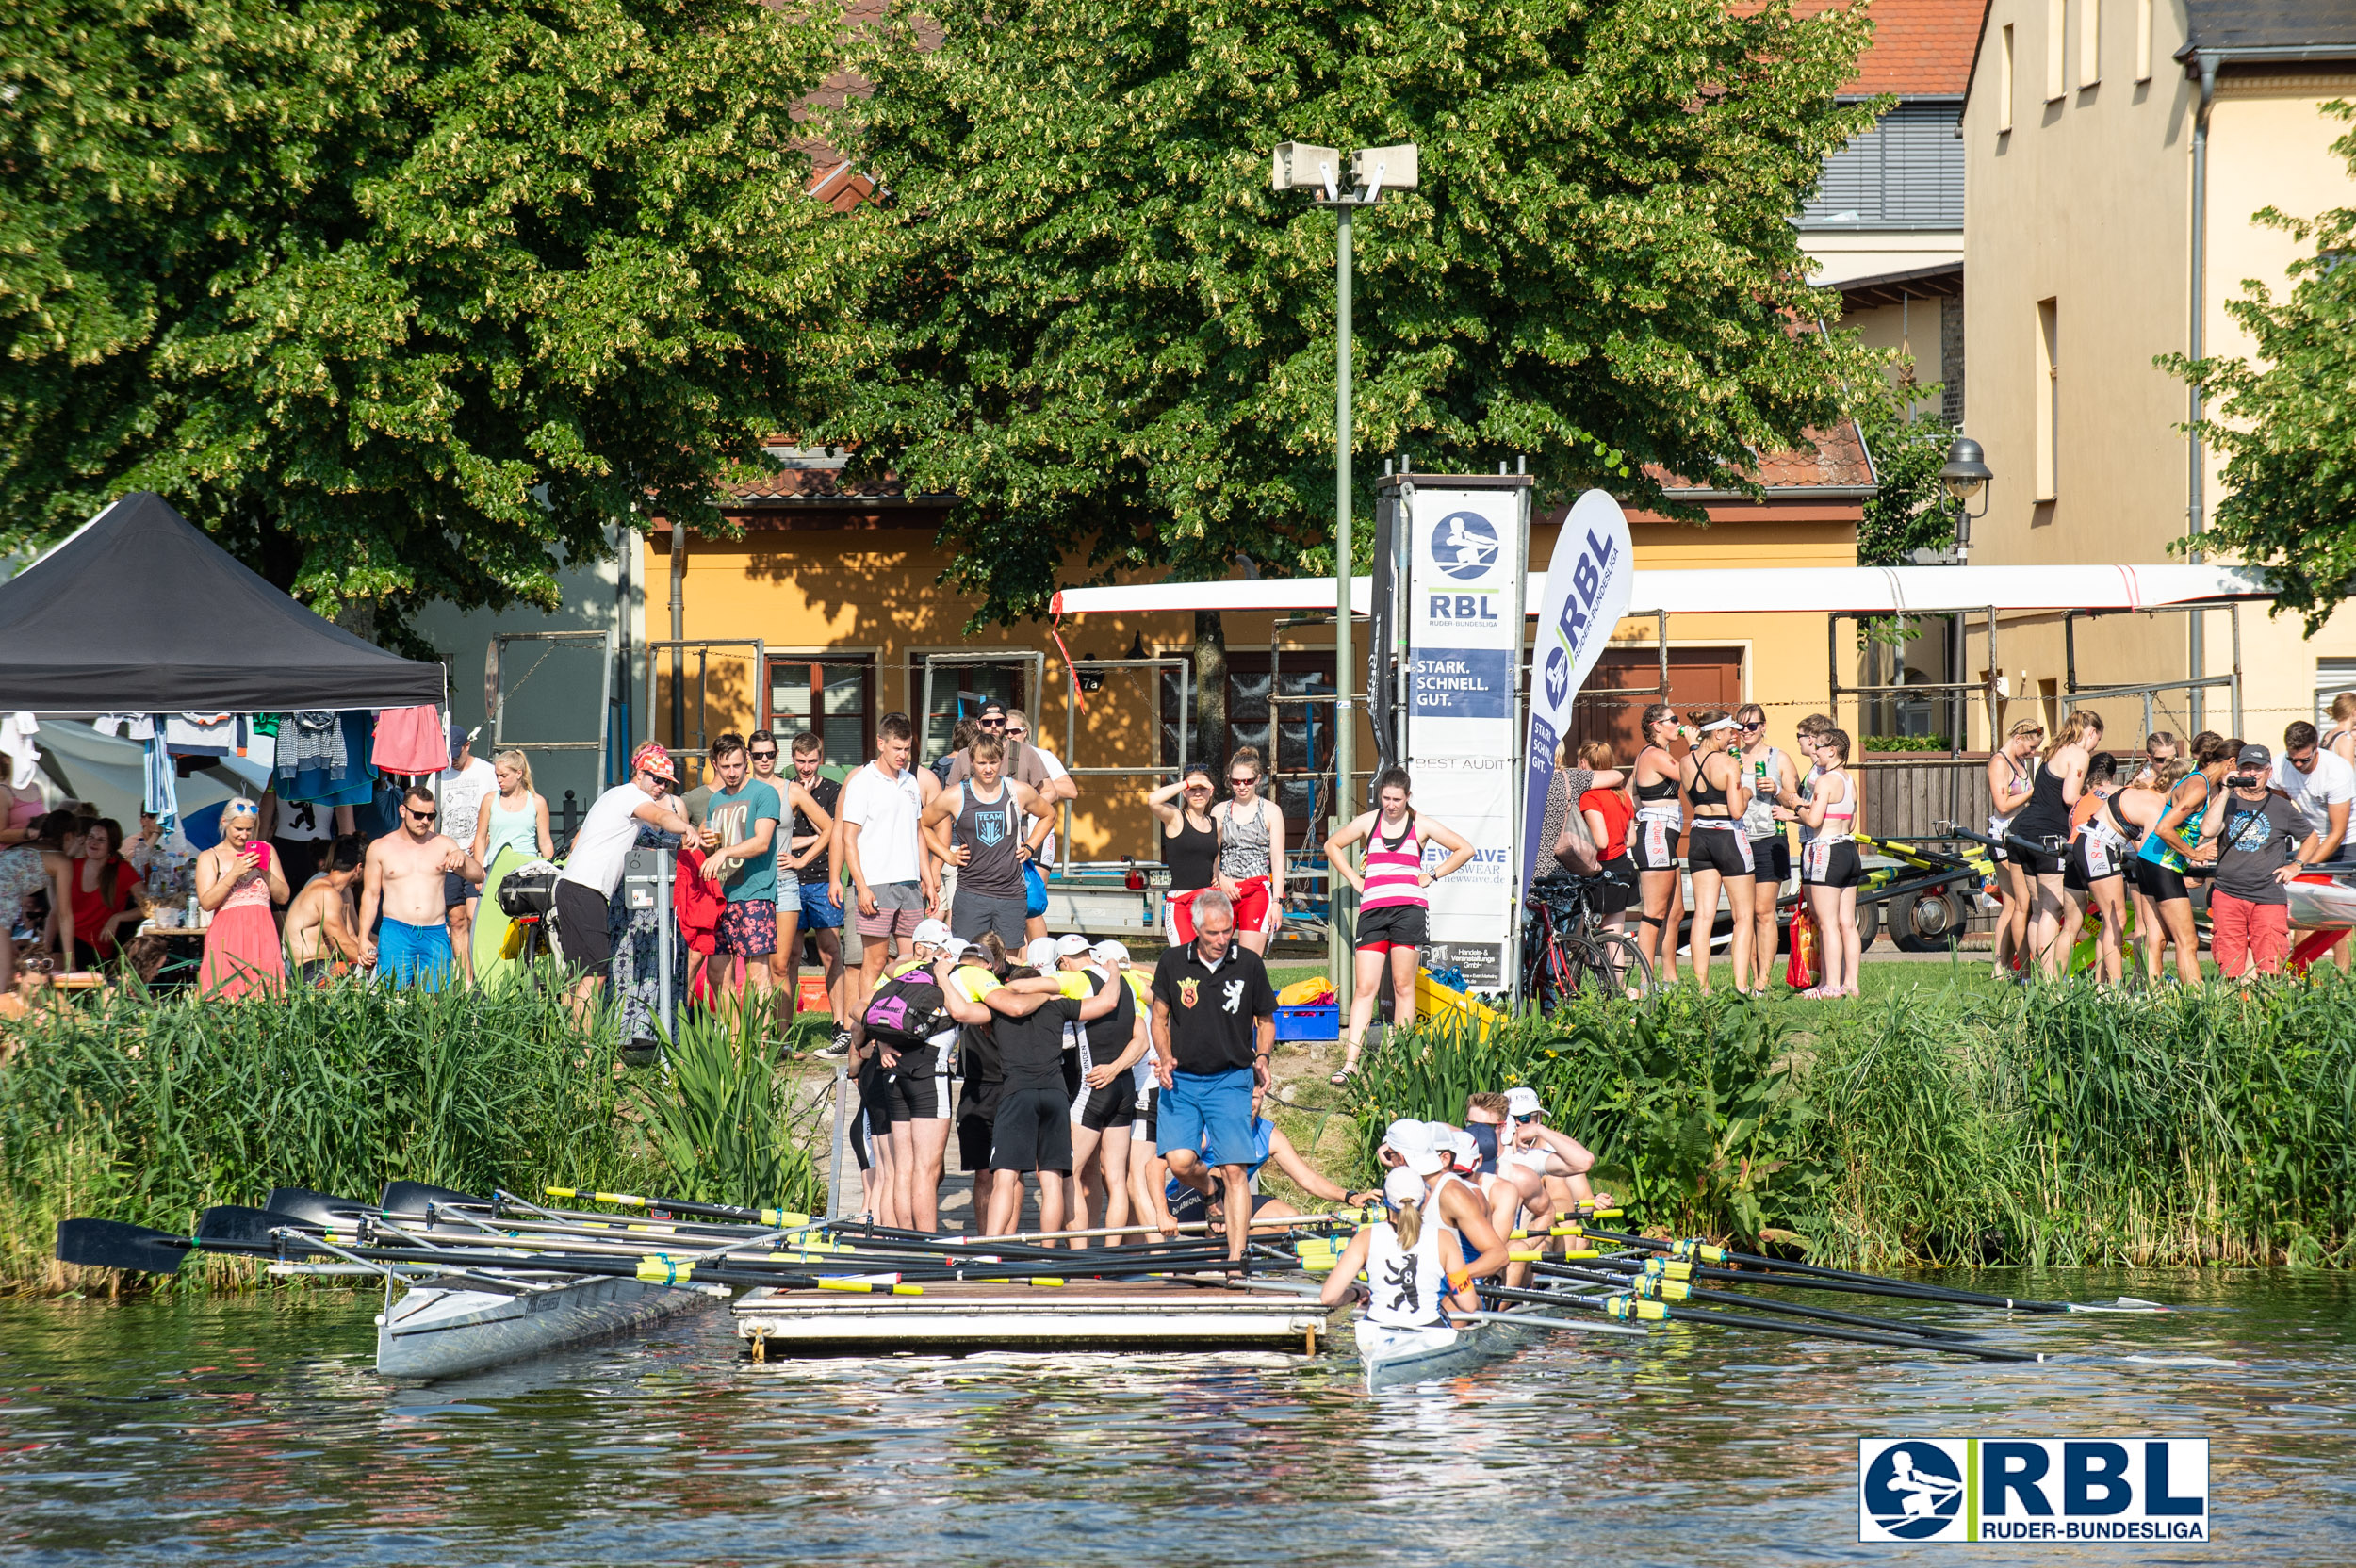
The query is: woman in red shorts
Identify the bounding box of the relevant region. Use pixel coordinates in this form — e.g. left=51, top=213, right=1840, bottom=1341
left=1212, top=747, right=1286, bottom=955
left=1148, top=764, right=1221, bottom=944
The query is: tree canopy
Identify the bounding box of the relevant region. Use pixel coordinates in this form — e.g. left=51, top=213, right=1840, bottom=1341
left=0, top=0, right=850, bottom=647
left=830, top=0, right=1882, bottom=625
left=2164, top=103, right=2356, bottom=635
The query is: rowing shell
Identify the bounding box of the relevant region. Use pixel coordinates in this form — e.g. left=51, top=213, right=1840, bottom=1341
left=376, top=1274, right=727, bottom=1380
left=1354, top=1309, right=1535, bottom=1389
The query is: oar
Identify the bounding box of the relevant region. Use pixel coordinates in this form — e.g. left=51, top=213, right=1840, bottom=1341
left=1559, top=1223, right=2077, bottom=1313
left=1527, top=1259, right=1987, bottom=1342
left=1475, top=1282, right=2046, bottom=1363
left=542, top=1185, right=816, bottom=1229
left=1454, top=1308, right=1647, bottom=1341
left=62, top=1216, right=923, bottom=1294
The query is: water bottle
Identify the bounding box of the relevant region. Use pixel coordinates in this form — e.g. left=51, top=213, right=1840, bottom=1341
left=186, top=893, right=200, bottom=929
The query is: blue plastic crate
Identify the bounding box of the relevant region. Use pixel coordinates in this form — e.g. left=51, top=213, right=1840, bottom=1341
left=1274, top=1004, right=1339, bottom=1041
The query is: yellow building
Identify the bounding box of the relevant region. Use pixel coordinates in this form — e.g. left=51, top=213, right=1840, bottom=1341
left=1956, top=0, right=2356, bottom=746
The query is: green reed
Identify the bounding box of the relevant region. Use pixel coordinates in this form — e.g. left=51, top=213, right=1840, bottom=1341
left=1347, top=974, right=2356, bottom=1271
left=630, top=1010, right=824, bottom=1214
left=0, top=974, right=732, bottom=1293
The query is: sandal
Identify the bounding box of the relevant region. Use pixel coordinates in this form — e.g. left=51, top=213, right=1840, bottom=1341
left=1329, top=1066, right=1358, bottom=1087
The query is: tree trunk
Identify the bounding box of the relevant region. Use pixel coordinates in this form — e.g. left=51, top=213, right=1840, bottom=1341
left=1193, top=610, right=1229, bottom=773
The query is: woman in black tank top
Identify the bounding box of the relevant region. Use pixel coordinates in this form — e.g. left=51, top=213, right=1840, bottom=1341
left=1628, top=703, right=1689, bottom=988
left=1679, top=712, right=1757, bottom=997
left=1148, top=764, right=1222, bottom=943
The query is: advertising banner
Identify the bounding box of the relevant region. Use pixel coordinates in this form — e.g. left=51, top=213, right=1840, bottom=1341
left=1402, top=481, right=1528, bottom=988
left=1519, top=489, right=1635, bottom=896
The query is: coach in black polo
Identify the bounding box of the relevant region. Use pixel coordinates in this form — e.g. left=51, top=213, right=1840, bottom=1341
left=1150, top=888, right=1277, bottom=1265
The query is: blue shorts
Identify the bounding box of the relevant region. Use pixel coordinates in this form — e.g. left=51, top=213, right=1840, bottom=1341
left=378, top=917, right=454, bottom=991
left=1023, top=860, right=1049, bottom=920
left=798, top=878, right=844, bottom=931
left=1156, top=1067, right=1257, bottom=1168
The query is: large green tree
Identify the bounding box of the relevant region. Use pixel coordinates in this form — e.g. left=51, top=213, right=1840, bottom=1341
left=829, top=0, right=1881, bottom=629
left=1, top=0, right=851, bottom=647
left=2163, top=103, right=2356, bottom=635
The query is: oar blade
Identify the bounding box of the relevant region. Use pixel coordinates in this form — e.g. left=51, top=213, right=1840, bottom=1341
left=195, top=1206, right=318, bottom=1247
left=56, top=1219, right=189, bottom=1275
left=265, top=1187, right=372, bottom=1226
left=379, top=1181, right=493, bottom=1217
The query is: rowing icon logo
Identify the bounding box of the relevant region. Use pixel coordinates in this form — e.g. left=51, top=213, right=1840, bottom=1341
left=1178, top=977, right=1199, bottom=1008
left=1430, top=511, right=1500, bottom=581
left=1543, top=645, right=1570, bottom=709
left=1861, top=1441, right=1966, bottom=1541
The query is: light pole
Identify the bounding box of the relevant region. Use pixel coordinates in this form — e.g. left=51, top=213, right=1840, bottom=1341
left=1938, top=435, right=1993, bottom=744
left=1272, top=139, right=1416, bottom=980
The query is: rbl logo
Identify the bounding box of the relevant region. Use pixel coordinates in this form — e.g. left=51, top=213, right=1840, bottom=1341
left=1428, top=594, right=1498, bottom=624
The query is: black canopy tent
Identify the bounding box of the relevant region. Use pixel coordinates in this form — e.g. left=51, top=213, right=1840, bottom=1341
left=0, top=492, right=446, bottom=712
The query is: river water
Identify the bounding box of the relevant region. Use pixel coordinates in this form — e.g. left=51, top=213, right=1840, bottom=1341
left=1, top=1269, right=2348, bottom=1566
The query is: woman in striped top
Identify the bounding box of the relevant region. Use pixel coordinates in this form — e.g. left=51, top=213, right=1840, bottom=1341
left=1323, top=768, right=1475, bottom=1086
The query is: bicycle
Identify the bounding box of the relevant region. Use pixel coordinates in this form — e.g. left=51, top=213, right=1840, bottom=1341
left=1523, top=874, right=1655, bottom=1010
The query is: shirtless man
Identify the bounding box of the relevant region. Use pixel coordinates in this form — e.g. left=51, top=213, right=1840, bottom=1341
left=284, top=834, right=365, bottom=984
left=360, top=785, right=483, bottom=990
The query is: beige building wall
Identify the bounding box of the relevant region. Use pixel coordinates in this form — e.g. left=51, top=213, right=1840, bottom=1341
left=1959, top=0, right=2356, bottom=750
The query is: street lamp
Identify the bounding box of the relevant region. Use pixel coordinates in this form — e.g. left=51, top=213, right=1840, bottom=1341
left=1273, top=139, right=1417, bottom=979
left=1938, top=434, right=1993, bottom=560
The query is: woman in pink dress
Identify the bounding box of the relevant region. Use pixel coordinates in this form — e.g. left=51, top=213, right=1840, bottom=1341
left=195, top=799, right=290, bottom=999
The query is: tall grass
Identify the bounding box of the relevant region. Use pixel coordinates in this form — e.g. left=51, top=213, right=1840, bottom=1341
left=0, top=977, right=813, bottom=1293
left=631, top=1012, right=824, bottom=1213
left=1350, top=976, right=2356, bottom=1270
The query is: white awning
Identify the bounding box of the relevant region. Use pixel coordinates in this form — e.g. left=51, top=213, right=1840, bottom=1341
left=1049, top=563, right=2275, bottom=619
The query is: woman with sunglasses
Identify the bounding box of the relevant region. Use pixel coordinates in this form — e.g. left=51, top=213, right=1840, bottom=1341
left=194, top=797, right=290, bottom=998
left=1627, top=704, right=1689, bottom=988
left=1985, top=718, right=2044, bottom=980
left=1496, top=1086, right=1611, bottom=1222
left=1734, top=705, right=1797, bottom=992
left=1148, top=764, right=1222, bottom=946
left=1211, top=747, right=1286, bottom=956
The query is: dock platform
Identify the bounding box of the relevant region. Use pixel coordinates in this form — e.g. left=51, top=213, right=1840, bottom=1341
left=733, top=1278, right=1341, bottom=1357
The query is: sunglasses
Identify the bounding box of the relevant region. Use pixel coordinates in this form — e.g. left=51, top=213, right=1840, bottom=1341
left=1739, top=722, right=1764, bottom=732
left=1513, top=1111, right=1540, bottom=1123
left=401, top=808, right=434, bottom=823
left=1229, top=776, right=1257, bottom=786
left=749, top=748, right=777, bottom=760
left=978, top=717, right=1005, bottom=727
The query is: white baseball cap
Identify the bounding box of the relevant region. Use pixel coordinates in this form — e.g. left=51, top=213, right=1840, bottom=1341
left=1380, top=1119, right=1447, bottom=1176
left=1090, top=939, right=1130, bottom=966
left=1505, top=1086, right=1544, bottom=1119
left=911, top=918, right=954, bottom=949
left=941, top=938, right=975, bottom=962
left=1383, top=1167, right=1430, bottom=1207
left=1023, top=937, right=1061, bottom=970
left=1444, top=1126, right=1482, bottom=1171
left=1055, top=933, right=1092, bottom=957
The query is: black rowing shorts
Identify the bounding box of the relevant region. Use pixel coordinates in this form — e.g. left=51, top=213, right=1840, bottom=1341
left=2136, top=857, right=2190, bottom=904
left=1075, top=1079, right=1136, bottom=1131
left=987, top=1085, right=1074, bottom=1174
left=1686, top=825, right=1755, bottom=879
left=1629, top=815, right=1680, bottom=873
left=1801, top=839, right=1863, bottom=890
left=885, top=1041, right=952, bottom=1121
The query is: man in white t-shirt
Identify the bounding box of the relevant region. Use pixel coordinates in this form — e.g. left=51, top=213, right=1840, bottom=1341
left=437, top=725, right=500, bottom=981
left=838, top=711, right=941, bottom=1052
left=554, top=743, right=699, bottom=1027
left=2272, top=720, right=2355, bottom=963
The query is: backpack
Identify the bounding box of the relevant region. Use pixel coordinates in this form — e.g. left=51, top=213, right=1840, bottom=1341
left=861, top=966, right=954, bottom=1048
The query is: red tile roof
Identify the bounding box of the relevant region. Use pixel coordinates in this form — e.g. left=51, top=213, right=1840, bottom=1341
left=1787, top=0, right=1985, bottom=96
left=1654, top=418, right=1877, bottom=494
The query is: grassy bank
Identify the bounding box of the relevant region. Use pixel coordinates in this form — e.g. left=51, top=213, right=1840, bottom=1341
left=1347, top=974, right=2356, bottom=1271
left=0, top=980, right=824, bottom=1295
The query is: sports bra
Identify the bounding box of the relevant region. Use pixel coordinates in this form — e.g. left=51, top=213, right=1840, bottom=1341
left=1634, top=749, right=1681, bottom=811
left=1811, top=768, right=1857, bottom=841
left=1686, top=755, right=1733, bottom=814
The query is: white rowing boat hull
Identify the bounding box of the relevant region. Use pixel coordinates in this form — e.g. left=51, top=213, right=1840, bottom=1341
left=376, top=1276, right=725, bottom=1380
left=1355, top=1314, right=1531, bottom=1388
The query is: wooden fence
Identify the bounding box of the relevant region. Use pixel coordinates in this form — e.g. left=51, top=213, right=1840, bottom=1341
left=1857, top=755, right=1995, bottom=843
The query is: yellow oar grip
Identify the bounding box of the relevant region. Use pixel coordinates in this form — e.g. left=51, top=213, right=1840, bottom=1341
left=1029, top=1277, right=1065, bottom=1287
left=634, top=1257, right=694, bottom=1283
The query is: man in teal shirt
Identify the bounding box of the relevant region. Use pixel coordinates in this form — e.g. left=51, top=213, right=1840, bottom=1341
left=701, top=733, right=784, bottom=1021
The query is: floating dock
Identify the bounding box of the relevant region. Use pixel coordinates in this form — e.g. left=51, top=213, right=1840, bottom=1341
left=733, top=1278, right=1340, bottom=1358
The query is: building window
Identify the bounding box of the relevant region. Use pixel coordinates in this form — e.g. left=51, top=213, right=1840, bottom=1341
left=768, top=656, right=873, bottom=766
left=2318, top=659, right=2356, bottom=722
left=2000, top=25, right=2015, bottom=133
left=1159, top=653, right=1336, bottom=838
left=2046, top=0, right=2067, bottom=101
left=1799, top=102, right=1964, bottom=229
left=910, top=655, right=1033, bottom=760
left=2035, top=298, right=2060, bottom=501
left=2135, top=0, right=2151, bottom=80
left=2078, top=0, right=2100, bottom=88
